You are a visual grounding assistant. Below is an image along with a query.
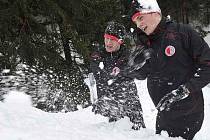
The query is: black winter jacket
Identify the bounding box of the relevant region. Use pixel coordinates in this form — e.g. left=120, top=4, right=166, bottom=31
left=137, top=19, right=210, bottom=118
left=90, top=46, right=145, bottom=124
left=90, top=46, right=131, bottom=98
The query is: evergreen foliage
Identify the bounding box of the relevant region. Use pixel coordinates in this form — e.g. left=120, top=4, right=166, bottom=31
left=158, top=0, right=210, bottom=26
left=0, top=0, right=90, bottom=112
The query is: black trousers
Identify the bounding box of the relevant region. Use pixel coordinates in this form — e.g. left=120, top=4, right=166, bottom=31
left=156, top=111, right=204, bottom=140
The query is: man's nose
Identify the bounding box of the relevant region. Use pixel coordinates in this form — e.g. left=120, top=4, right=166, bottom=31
left=137, top=22, right=143, bottom=29
left=106, top=38, right=111, bottom=43
left=105, top=38, right=112, bottom=45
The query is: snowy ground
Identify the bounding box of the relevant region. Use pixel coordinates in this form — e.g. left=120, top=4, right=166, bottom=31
left=0, top=81, right=210, bottom=140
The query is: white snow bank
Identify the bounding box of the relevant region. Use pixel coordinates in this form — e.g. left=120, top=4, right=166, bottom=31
left=0, top=91, right=184, bottom=140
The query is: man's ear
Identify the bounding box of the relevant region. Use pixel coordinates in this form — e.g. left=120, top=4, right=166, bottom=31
left=155, top=12, right=162, bottom=18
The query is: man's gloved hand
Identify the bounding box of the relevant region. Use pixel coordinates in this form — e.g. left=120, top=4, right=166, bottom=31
left=156, top=85, right=190, bottom=112
left=127, top=45, right=153, bottom=71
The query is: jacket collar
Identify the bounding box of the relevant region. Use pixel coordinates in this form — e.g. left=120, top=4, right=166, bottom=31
left=148, top=17, right=167, bottom=41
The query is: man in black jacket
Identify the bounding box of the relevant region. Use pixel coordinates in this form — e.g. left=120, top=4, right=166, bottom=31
left=127, top=0, right=210, bottom=139
left=90, top=21, right=145, bottom=130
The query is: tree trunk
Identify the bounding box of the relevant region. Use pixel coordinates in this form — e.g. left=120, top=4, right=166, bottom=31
left=181, top=0, right=188, bottom=24
left=59, top=24, right=73, bottom=66
left=185, top=2, right=189, bottom=24
left=63, top=37, right=72, bottom=66
left=207, top=6, right=210, bottom=25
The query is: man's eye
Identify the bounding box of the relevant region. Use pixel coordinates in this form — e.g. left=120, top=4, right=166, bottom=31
left=137, top=16, right=143, bottom=21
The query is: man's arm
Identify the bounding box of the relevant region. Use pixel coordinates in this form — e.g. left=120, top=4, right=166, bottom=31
left=185, top=26, right=210, bottom=93
left=157, top=25, right=210, bottom=111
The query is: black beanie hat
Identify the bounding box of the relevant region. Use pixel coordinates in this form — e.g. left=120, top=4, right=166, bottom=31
left=104, top=21, right=127, bottom=41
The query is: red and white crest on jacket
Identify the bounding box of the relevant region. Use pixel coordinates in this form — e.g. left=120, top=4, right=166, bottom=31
left=165, top=45, right=175, bottom=56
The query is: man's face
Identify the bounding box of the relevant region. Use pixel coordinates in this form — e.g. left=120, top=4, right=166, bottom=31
left=104, top=36, right=121, bottom=52
left=132, top=12, right=159, bottom=35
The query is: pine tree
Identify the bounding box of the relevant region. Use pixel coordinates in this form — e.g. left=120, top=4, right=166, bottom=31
left=0, top=0, right=91, bottom=112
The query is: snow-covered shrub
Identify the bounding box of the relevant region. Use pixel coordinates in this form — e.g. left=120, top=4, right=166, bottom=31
left=0, top=63, right=91, bottom=112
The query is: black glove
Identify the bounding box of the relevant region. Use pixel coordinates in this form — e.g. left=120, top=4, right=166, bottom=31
left=133, top=47, right=153, bottom=65
left=156, top=85, right=190, bottom=111
left=127, top=45, right=153, bottom=72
